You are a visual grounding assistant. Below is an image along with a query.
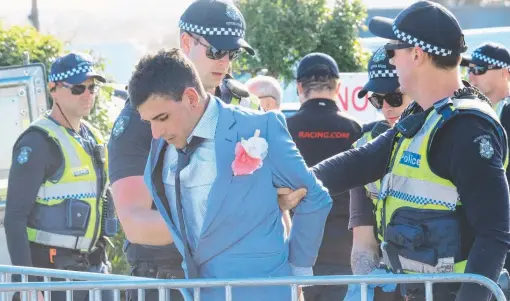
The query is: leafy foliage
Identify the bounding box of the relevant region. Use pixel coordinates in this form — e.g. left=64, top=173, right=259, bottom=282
left=0, top=23, right=62, bottom=70
left=236, top=0, right=370, bottom=82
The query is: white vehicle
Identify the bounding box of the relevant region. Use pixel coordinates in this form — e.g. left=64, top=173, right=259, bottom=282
left=0, top=57, right=49, bottom=268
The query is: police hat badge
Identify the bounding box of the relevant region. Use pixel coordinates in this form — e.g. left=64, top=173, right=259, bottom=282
left=373, top=47, right=386, bottom=63
left=226, top=6, right=241, bottom=21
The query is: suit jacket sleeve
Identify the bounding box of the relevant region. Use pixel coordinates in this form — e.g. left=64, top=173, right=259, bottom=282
left=266, top=111, right=333, bottom=269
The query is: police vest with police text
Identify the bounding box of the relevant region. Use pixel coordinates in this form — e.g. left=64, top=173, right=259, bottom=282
left=25, top=116, right=108, bottom=252
left=376, top=97, right=508, bottom=275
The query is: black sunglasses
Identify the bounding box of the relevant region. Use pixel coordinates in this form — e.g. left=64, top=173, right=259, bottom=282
left=369, top=92, right=404, bottom=109
left=384, top=43, right=414, bottom=59
left=467, top=65, right=502, bottom=76
left=190, top=34, right=242, bottom=61
left=61, top=82, right=100, bottom=95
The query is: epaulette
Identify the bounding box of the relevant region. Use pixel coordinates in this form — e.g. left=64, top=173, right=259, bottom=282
left=224, top=78, right=250, bottom=98
left=452, top=82, right=491, bottom=106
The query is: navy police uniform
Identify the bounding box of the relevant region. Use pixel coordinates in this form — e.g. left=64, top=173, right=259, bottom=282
left=314, top=2, right=510, bottom=301
left=5, top=53, right=114, bottom=301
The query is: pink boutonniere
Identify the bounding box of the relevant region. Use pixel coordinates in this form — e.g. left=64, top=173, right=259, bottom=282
left=232, top=129, right=269, bottom=176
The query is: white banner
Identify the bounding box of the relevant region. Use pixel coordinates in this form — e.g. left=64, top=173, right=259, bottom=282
left=282, top=72, right=383, bottom=124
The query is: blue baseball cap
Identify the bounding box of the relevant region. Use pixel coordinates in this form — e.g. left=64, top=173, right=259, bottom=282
left=296, top=52, right=340, bottom=80
left=368, top=1, right=467, bottom=57
left=48, top=52, right=106, bottom=84
left=358, top=46, right=399, bottom=98
left=179, top=0, right=254, bottom=55
left=462, top=42, right=510, bottom=68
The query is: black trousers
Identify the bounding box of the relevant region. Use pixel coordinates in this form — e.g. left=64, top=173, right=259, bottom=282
left=13, top=243, right=113, bottom=301
left=126, top=261, right=185, bottom=301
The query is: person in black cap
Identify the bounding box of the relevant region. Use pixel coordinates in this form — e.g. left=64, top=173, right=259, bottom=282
left=286, top=52, right=362, bottom=301
left=463, top=42, right=510, bottom=115
left=347, top=46, right=413, bottom=301
left=5, top=52, right=114, bottom=301
left=178, top=0, right=260, bottom=109
left=108, top=1, right=276, bottom=301
left=278, top=2, right=510, bottom=301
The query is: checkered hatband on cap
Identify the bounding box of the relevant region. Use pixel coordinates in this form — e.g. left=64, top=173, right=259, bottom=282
left=393, top=25, right=453, bottom=56
left=472, top=51, right=510, bottom=68
left=369, top=69, right=398, bottom=79
left=48, top=64, right=95, bottom=82
left=179, top=20, right=245, bottom=37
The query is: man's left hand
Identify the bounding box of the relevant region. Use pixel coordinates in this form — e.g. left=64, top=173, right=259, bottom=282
left=277, top=188, right=307, bottom=210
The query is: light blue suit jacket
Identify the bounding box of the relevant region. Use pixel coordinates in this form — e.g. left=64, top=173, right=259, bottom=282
left=144, top=97, right=332, bottom=301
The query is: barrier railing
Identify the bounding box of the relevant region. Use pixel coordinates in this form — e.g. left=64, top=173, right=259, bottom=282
left=0, top=265, right=506, bottom=301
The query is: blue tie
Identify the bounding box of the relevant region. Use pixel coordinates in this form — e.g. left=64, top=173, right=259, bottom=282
left=175, top=137, right=204, bottom=278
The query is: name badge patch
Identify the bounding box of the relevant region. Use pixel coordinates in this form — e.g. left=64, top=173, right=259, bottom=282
left=400, top=151, right=421, bottom=168
left=74, top=169, right=90, bottom=177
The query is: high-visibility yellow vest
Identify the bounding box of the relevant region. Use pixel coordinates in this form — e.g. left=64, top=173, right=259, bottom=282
left=230, top=94, right=261, bottom=110
left=25, top=116, right=108, bottom=252
left=353, top=120, right=391, bottom=241
left=377, top=97, right=507, bottom=274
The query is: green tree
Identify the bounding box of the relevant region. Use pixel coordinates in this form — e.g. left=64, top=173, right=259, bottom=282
left=0, top=23, right=62, bottom=70
left=236, top=0, right=370, bottom=82
left=0, top=23, right=129, bottom=275
left=432, top=0, right=508, bottom=6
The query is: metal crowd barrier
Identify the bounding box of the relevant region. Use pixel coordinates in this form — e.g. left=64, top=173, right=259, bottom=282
left=0, top=265, right=507, bottom=301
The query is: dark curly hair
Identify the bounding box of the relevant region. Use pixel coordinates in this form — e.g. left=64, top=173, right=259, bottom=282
left=128, top=48, right=206, bottom=108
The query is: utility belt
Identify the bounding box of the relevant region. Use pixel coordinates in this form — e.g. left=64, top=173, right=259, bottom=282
left=381, top=241, right=458, bottom=275
left=31, top=239, right=109, bottom=271
left=131, top=261, right=185, bottom=279
left=379, top=207, right=466, bottom=275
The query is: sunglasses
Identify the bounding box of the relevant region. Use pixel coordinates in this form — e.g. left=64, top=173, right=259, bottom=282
left=369, top=92, right=404, bottom=109
left=467, top=65, right=502, bottom=76
left=60, top=82, right=100, bottom=95
left=384, top=43, right=414, bottom=59
left=190, top=34, right=242, bottom=61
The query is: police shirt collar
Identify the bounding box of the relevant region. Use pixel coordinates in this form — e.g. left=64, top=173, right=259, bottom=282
left=300, top=98, right=339, bottom=111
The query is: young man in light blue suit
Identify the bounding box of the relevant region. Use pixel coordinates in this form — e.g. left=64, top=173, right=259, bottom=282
left=128, top=48, right=332, bottom=301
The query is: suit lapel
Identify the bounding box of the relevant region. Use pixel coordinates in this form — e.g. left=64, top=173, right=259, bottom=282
left=149, top=138, right=176, bottom=230
left=200, top=100, right=237, bottom=238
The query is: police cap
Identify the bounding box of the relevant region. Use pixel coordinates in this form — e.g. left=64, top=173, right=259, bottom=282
left=179, top=0, right=255, bottom=55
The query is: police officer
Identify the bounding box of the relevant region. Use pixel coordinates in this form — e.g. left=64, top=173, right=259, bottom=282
left=280, top=2, right=510, bottom=301
left=108, top=1, right=262, bottom=300
left=463, top=43, right=510, bottom=118
left=5, top=52, right=115, bottom=301
left=348, top=46, right=412, bottom=301
left=286, top=52, right=362, bottom=301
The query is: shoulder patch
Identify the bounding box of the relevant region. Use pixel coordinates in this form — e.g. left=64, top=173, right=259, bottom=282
left=112, top=116, right=130, bottom=139
left=474, top=135, right=494, bottom=159
left=17, top=146, right=32, bottom=164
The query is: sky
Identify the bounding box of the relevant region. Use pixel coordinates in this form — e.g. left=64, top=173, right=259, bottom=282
left=0, top=0, right=417, bottom=83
